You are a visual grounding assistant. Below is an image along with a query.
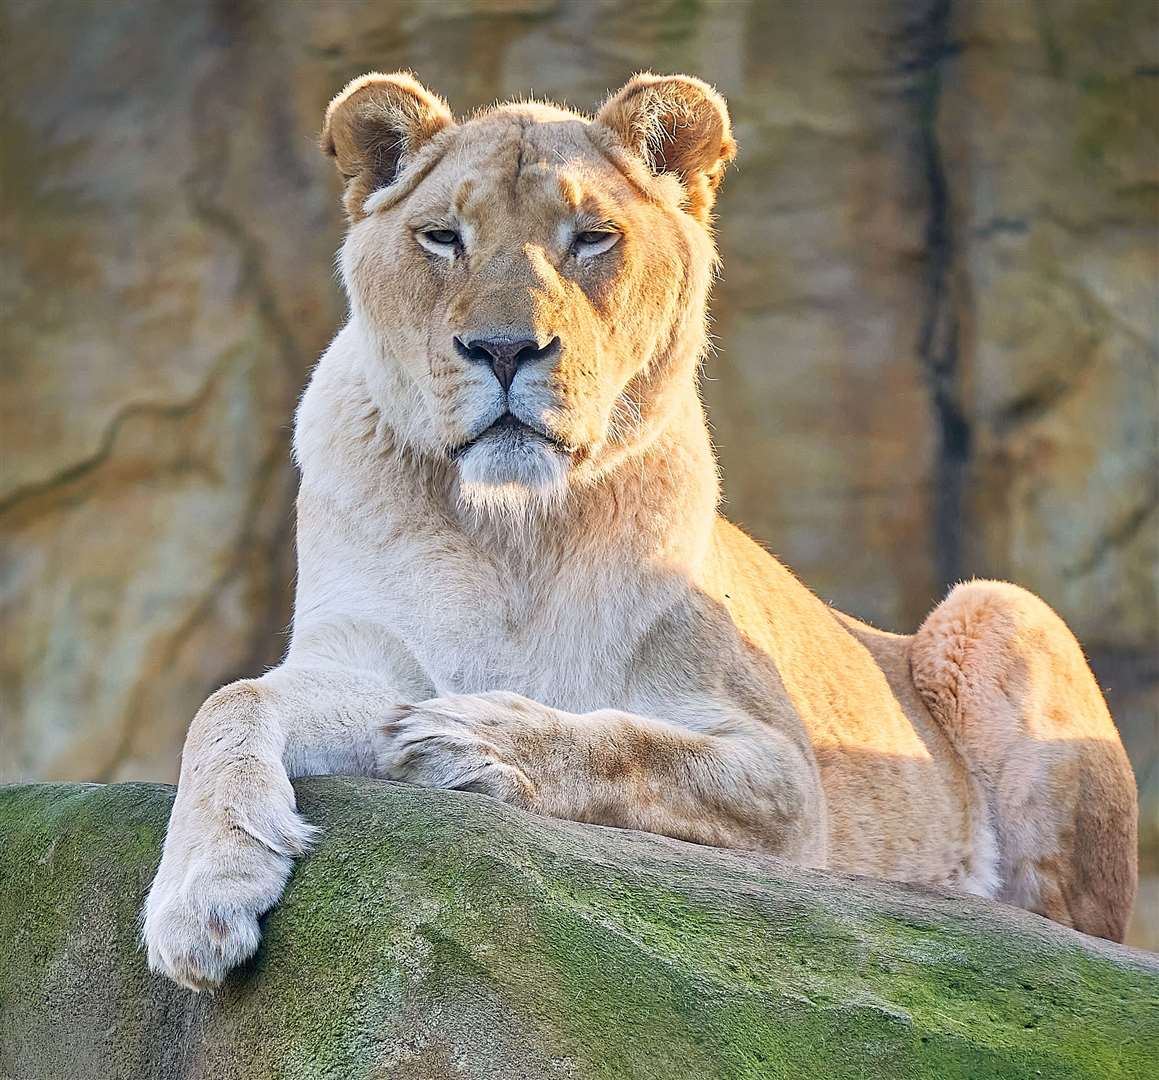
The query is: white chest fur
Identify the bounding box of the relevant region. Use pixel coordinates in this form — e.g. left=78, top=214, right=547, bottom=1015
left=291, top=484, right=672, bottom=711
left=289, top=324, right=708, bottom=713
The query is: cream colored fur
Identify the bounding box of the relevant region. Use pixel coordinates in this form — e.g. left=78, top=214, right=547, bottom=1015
left=143, top=72, right=1138, bottom=990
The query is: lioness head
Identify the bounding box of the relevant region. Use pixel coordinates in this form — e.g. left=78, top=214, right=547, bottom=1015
left=321, top=72, right=735, bottom=513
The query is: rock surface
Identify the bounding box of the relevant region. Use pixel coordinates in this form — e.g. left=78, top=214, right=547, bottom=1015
left=1, top=0, right=1155, bottom=939
left=0, top=779, right=1156, bottom=1080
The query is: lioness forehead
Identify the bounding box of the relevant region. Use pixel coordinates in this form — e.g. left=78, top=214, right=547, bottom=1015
left=460, top=102, right=601, bottom=164
left=405, top=106, right=636, bottom=225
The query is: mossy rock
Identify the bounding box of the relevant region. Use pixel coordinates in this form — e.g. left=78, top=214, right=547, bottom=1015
left=0, top=779, right=1155, bottom=1079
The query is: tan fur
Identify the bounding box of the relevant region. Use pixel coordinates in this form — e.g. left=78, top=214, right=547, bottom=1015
left=321, top=71, right=455, bottom=220
left=596, top=73, right=736, bottom=224
left=143, top=72, right=1138, bottom=990
left=910, top=581, right=1138, bottom=940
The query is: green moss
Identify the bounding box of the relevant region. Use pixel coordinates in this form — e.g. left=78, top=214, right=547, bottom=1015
left=2, top=779, right=1156, bottom=1080
left=0, top=784, right=162, bottom=988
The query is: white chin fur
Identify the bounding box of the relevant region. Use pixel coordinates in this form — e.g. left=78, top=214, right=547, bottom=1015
left=456, top=427, right=569, bottom=518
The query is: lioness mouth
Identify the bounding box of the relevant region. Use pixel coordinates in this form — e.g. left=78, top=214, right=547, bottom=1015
left=452, top=413, right=571, bottom=457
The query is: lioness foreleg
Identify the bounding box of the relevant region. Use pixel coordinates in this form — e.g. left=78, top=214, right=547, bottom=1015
left=379, top=691, right=826, bottom=860
left=143, top=664, right=401, bottom=990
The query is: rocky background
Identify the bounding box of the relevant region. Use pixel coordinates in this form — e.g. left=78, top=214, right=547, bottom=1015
left=1, top=1, right=1155, bottom=943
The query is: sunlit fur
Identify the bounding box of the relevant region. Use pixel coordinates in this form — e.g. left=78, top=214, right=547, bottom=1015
left=143, top=72, right=1138, bottom=991
left=331, top=91, right=721, bottom=519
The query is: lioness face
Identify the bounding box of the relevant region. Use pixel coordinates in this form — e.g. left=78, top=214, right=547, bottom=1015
left=323, top=74, right=735, bottom=511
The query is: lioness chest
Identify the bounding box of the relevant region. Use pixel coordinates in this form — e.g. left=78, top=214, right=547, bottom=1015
left=296, top=481, right=685, bottom=710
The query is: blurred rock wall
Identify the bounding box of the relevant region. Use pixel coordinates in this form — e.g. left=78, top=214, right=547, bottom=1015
left=2, top=0, right=1155, bottom=929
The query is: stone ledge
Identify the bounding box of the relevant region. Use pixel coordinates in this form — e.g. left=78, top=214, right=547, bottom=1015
left=0, top=778, right=1155, bottom=1079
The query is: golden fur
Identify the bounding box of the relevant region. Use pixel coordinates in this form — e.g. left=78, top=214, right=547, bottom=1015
left=143, top=72, right=1138, bottom=991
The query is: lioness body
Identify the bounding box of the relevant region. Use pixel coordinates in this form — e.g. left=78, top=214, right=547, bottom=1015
left=144, top=73, right=1137, bottom=989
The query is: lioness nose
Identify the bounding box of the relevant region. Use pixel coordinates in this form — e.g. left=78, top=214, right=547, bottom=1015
left=454, top=336, right=560, bottom=392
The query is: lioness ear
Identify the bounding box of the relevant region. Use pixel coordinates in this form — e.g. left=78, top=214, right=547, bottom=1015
left=321, top=71, right=454, bottom=218
left=596, top=73, right=736, bottom=222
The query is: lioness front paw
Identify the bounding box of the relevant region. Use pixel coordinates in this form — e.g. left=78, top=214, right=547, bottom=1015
left=144, top=870, right=268, bottom=991
left=378, top=693, right=538, bottom=807
left=143, top=801, right=316, bottom=990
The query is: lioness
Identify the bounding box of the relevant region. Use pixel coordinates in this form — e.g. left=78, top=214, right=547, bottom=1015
left=144, top=72, right=1138, bottom=989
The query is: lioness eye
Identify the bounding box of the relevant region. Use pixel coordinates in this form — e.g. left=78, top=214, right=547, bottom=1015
left=417, top=228, right=461, bottom=256
left=573, top=230, right=621, bottom=257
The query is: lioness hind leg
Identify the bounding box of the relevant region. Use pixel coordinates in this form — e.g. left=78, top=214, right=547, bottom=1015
left=910, top=579, right=1138, bottom=941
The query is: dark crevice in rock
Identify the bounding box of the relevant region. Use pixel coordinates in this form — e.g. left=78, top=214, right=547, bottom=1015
left=1063, top=490, right=1159, bottom=581
left=183, top=34, right=304, bottom=386
left=901, top=0, right=971, bottom=595
left=971, top=216, right=1030, bottom=240
left=0, top=365, right=229, bottom=526
left=992, top=377, right=1078, bottom=436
